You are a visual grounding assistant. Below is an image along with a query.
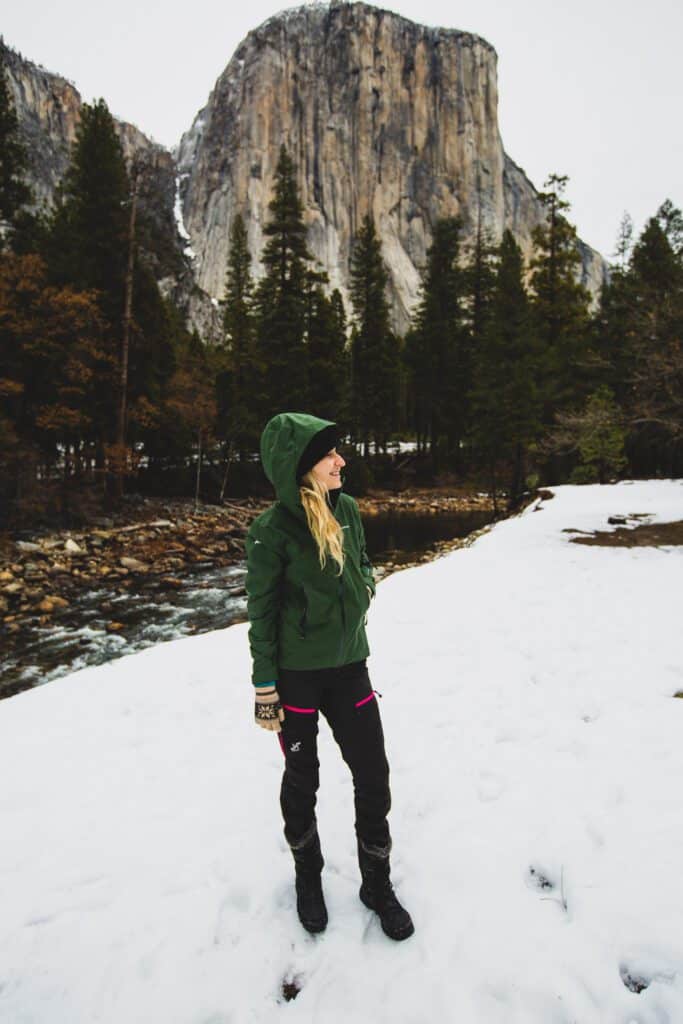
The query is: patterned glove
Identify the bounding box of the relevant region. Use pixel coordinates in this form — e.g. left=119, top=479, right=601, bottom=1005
left=254, top=685, right=285, bottom=732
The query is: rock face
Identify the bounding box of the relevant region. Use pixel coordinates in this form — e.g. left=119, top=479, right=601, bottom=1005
left=1, top=42, right=83, bottom=211
left=4, top=5, right=607, bottom=341
left=0, top=39, right=211, bottom=329
left=176, top=2, right=607, bottom=334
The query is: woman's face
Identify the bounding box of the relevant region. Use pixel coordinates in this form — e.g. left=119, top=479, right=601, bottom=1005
left=310, top=447, right=346, bottom=490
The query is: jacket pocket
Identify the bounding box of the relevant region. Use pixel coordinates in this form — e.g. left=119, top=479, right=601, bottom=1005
left=343, top=566, right=370, bottom=638
left=354, top=566, right=372, bottom=614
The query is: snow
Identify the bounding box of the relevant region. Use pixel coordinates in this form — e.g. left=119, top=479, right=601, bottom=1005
left=349, top=439, right=418, bottom=454
left=1, top=479, right=683, bottom=1023
left=173, top=173, right=197, bottom=260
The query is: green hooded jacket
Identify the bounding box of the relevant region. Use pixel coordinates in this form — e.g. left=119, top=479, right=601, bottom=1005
left=245, top=412, right=376, bottom=685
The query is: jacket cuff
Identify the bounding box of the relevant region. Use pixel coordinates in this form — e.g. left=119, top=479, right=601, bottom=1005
left=252, top=665, right=279, bottom=685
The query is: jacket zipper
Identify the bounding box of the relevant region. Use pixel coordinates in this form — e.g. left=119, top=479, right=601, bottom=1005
left=335, top=574, right=346, bottom=665
left=333, top=501, right=346, bottom=665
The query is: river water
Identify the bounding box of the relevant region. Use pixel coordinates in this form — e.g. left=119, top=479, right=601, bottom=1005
left=1, top=508, right=494, bottom=700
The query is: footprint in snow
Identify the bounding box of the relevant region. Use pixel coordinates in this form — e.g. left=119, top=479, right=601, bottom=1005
left=619, top=957, right=678, bottom=995
left=620, top=966, right=650, bottom=994
left=526, top=865, right=568, bottom=911
left=527, top=865, right=555, bottom=892
left=280, top=974, right=303, bottom=1002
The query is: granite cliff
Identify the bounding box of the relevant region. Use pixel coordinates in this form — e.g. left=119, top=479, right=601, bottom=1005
left=3, top=4, right=607, bottom=341
left=176, top=2, right=607, bottom=334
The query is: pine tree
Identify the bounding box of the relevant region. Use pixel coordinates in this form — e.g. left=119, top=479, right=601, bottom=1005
left=46, top=99, right=129, bottom=329
left=573, top=386, right=627, bottom=483
left=220, top=213, right=258, bottom=460
left=529, top=174, right=592, bottom=425
left=124, top=266, right=176, bottom=444
left=588, top=215, right=636, bottom=407
left=470, top=231, right=541, bottom=506
left=542, top=385, right=627, bottom=484
left=135, top=301, right=193, bottom=473
left=624, top=207, right=683, bottom=473
left=613, top=211, right=634, bottom=272
left=166, top=330, right=218, bottom=508
left=405, top=217, right=469, bottom=472
left=591, top=201, right=683, bottom=477
left=349, top=214, right=399, bottom=454
left=44, top=100, right=175, bottom=490
left=656, top=198, right=683, bottom=258
left=253, top=145, right=312, bottom=416
left=464, top=210, right=498, bottom=346
left=305, top=278, right=350, bottom=425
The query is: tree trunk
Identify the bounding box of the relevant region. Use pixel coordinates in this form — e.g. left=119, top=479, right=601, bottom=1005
left=115, top=159, right=140, bottom=498
left=195, top=430, right=203, bottom=511
left=219, top=440, right=235, bottom=502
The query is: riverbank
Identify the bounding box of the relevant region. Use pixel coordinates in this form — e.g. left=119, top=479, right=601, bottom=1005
left=0, top=496, right=264, bottom=637
left=0, top=487, right=500, bottom=700
left=0, top=487, right=497, bottom=638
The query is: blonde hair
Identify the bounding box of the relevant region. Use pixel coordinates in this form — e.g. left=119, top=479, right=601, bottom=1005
left=299, top=471, right=345, bottom=576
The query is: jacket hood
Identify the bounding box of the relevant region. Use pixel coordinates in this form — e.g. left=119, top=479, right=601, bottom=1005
left=259, top=412, right=339, bottom=516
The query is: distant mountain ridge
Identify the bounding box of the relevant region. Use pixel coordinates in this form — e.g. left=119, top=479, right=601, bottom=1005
left=2, top=6, right=607, bottom=339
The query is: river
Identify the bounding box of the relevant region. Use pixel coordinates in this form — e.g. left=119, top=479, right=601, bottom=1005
left=0, top=507, right=495, bottom=700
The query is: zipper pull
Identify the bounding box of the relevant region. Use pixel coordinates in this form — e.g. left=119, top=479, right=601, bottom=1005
left=373, top=689, right=383, bottom=698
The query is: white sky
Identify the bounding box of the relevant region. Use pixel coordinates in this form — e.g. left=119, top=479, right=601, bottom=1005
left=4, top=0, right=682, bottom=259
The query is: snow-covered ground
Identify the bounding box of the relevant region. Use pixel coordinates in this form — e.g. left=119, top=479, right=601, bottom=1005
left=1, top=480, right=682, bottom=1024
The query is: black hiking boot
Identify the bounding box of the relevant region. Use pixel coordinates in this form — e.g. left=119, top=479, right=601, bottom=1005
left=290, top=827, right=328, bottom=934
left=358, top=839, right=414, bottom=941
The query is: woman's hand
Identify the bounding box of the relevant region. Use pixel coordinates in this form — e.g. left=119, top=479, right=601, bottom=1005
left=254, top=685, right=285, bottom=732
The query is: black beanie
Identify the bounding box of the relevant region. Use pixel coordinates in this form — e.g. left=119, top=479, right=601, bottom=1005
left=296, top=424, right=338, bottom=483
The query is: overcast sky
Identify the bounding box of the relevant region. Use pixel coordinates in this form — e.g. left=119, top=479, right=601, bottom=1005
left=4, top=0, right=681, bottom=259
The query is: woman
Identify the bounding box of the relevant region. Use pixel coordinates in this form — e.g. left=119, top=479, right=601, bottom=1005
left=245, top=411, right=414, bottom=941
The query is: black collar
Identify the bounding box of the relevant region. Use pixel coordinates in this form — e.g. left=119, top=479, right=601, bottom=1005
left=328, top=486, right=342, bottom=511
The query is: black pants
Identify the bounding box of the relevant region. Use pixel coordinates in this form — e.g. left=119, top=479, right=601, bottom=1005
left=277, top=659, right=391, bottom=854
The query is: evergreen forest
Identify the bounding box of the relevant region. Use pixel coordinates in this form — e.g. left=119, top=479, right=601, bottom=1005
left=1, top=58, right=681, bottom=527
